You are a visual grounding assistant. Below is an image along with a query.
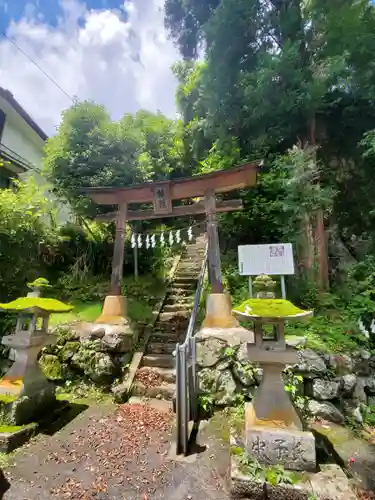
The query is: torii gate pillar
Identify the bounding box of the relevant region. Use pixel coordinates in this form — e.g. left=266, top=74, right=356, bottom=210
left=96, top=202, right=128, bottom=324
left=202, top=189, right=239, bottom=328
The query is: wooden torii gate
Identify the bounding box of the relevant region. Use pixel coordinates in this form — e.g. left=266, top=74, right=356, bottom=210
left=83, top=162, right=259, bottom=327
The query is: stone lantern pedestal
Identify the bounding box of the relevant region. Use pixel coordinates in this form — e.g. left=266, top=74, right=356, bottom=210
left=0, top=283, right=72, bottom=425
left=233, top=298, right=316, bottom=471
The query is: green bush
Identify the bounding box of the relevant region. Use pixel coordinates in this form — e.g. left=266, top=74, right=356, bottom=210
left=0, top=180, right=58, bottom=303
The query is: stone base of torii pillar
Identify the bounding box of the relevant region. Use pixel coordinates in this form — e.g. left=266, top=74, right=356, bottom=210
left=203, top=293, right=240, bottom=329
left=96, top=295, right=128, bottom=325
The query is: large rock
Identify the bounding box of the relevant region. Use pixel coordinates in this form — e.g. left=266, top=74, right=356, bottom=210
left=342, top=400, right=363, bottom=424
left=341, top=374, right=357, bottom=396
left=326, top=354, right=353, bottom=375
left=295, top=349, right=327, bottom=378
left=39, top=354, right=64, bottom=381
left=353, top=350, right=371, bottom=376
left=0, top=384, right=56, bottom=425
left=59, top=342, right=80, bottom=363
left=308, top=400, right=345, bottom=424
left=253, top=367, right=263, bottom=384
left=232, top=361, right=255, bottom=387
left=196, top=337, right=227, bottom=368
left=198, top=367, right=219, bottom=393
left=73, top=322, right=136, bottom=353
left=353, top=377, right=368, bottom=404
left=101, top=330, right=134, bottom=352
left=311, top=379, right=340, bottom=401
left=365, top=377, right=375, bottom=395
left=215, top=369, right=237, bottom=405
left=285, top=336, right=307, bottom=348
left=236, top=343, right=249, bottom=365
left=72, top=348, right=117, bottom=384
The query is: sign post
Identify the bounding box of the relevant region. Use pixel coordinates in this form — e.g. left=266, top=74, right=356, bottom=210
left=238, top=243, right=295, bottom=299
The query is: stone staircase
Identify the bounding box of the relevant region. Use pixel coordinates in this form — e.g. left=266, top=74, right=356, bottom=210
left=133, top=235, right=206, bottom=400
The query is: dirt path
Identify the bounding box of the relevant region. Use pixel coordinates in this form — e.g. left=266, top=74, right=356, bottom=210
left=3, top=399, right=231, bottom=500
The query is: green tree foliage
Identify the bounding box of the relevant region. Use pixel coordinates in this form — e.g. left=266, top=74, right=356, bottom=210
left=165, top=0, right=220, bottom=59
left=167, top=0, right=375, bottom=286
left=0, top=179, right=58, bottom=302
left=120, top=110, right=188, bottom=180
left=44, top=102, right=185, bottom=216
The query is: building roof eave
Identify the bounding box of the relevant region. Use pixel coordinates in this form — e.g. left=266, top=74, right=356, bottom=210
left=0, top=87, right=48, bottom=142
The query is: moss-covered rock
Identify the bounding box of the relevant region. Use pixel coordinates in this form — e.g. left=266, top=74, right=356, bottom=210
left=71, top=348, right=117, bottom=385
left=232, top=361, right=255, bottom=387
left=196, top=337, right=227, bottom=367
left=0, top=385, right=56, bottom=425
left=216, top=369, right=237, bottom=405
left=59, top=342, right=80, bottom=362
left=39, top=354, right=64, bottom=381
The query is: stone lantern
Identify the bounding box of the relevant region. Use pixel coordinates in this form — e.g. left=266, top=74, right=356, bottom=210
left=0, top=279, right=72, bottom=425
left=232, top=280, right=316, bottom=471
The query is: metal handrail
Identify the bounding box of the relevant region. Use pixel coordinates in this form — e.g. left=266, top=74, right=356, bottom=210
left=183, top=242, right=208, bottom=344
left=175, top=240, right=208, bottom=455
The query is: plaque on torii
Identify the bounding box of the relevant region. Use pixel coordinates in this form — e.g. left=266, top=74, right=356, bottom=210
left=82, top=162, right=259, bottom=326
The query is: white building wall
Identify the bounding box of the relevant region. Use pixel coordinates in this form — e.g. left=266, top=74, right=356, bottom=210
left=1, top=120, right=43, bottom=167
left=1, top=115, right=71, bottom=225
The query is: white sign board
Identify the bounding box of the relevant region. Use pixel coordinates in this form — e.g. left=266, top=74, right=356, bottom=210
left=238, top=243, right=294, bottom=276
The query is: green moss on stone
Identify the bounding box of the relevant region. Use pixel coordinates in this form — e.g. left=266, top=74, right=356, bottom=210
left=39, top=354, right=64, bottom=381
left=0, top=297, right=72, bottom=313
left=233, top=299, right=311, bottom=319
left=0, top=424, right=28, bottom=433
left=59, top=342, right=80, bottom=362
left=0, top=395, right=18, bottom=405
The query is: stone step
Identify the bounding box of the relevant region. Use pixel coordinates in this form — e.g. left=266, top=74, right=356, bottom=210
left=132, top=381, right=175, bottom=400
left=147, top=342, right=176, bottom=354
left=168, top=287, right=195, bottom=295
left=174, top=276, right=198, bottom=283
left=173, top=269, right=199, bottom=281
left=150, top=332, right=184, bottom=344
left=162, top=304, right=193, bottom=313
left=179, top=262, right=202, bottom=268
left=172, top=284, right=197, bottom=292
left=155, top=320, right=189, bottom=332
left=165, top=294, right=194, bottom=304
left=177, top=262, right=202, bottom=268
left=137, top=366, right=176, bottom=383
left=159, top=311, right=190, bottom=322
left=142, top=353, right=174, bottom=369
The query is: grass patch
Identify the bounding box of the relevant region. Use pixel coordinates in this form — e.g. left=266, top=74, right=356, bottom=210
left=50, top=275, right=167, bottom=327
left=56, top=380, right=112, bottom=405
left=230, top=446, right=304, bottom=485
left=285, top=314, right=362, bottom=354
left=50, top=302, right=101, bottom=326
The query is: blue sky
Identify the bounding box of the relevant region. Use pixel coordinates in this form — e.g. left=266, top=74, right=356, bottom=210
left=0, top=0, right=178, bottom=134
left=0, top=0, right=126, bottom=30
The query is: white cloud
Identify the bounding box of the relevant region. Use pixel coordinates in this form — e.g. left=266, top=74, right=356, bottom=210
left=0, top=0, right=179, bottom=135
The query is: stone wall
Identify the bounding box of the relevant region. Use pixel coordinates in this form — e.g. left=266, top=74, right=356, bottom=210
left=196, top=329, right=375, bottom=425
left=38, top=324, right=136, bottom=387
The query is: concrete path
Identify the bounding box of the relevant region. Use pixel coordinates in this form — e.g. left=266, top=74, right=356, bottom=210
left=3, top=398, right=231, bottom=500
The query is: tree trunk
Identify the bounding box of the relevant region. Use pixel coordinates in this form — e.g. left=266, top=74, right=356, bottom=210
left=310, top=114, right=329, bottom=291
